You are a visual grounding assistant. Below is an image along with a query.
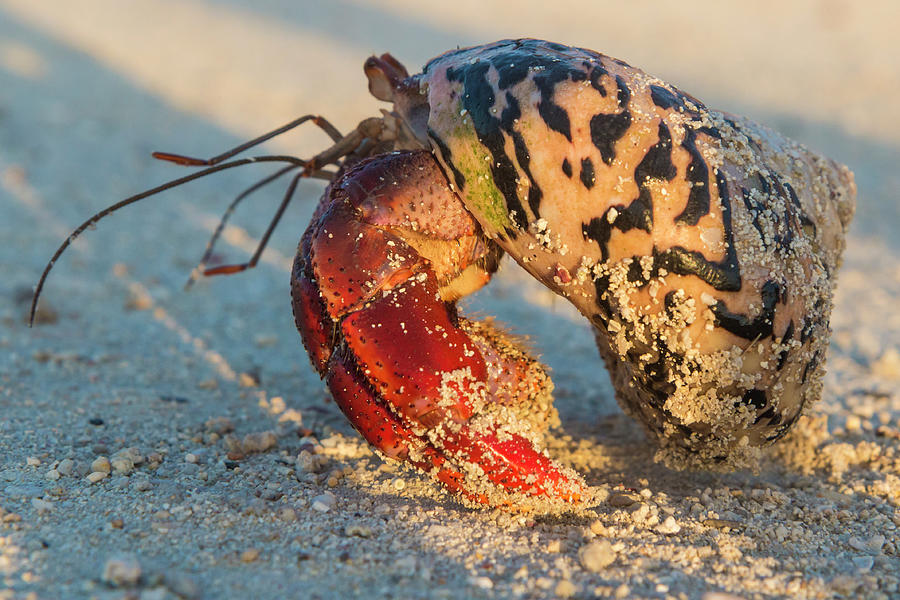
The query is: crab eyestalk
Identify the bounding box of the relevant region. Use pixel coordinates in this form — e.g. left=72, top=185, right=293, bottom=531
left=291, top=150, right=585, bottom=509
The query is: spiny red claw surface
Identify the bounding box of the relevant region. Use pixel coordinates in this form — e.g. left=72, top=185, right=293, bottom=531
left=291, top=150, right=585, bottom=509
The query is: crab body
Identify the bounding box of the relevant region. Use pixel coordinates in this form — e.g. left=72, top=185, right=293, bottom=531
left=30, top=35, right=855, bottom=509
left=289, top=40, right=855, bottom=508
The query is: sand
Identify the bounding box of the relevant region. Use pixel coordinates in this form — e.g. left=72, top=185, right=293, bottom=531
left=1, top=1, right=898, bottom=598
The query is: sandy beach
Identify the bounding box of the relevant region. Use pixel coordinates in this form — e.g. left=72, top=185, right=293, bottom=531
left=1, top=1, right=899, bottom=598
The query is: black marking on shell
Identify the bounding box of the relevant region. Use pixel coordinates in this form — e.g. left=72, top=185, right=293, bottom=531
left=654, top=245, right=740, bottom=291
left=590, top=75, right=632, bottom=165
left=649, top=84, right=706, bottom=117
left=711, top=280, right=780, bottom=340
left=534, top=71, right=573, bottom=142
left=584, top=170, right=742, bottom=292
left=783, top=181, right=817, bottom=238
left=580, top=157, right=596, bottom=190
left=561, top=158, right=573, bottom=178
left=441, top=40, right=596, bottom=226
left=649, top=85, right=680, bottom=110
left=587, top=64, right=608, bottom=96
left=635, top=122, right=677, bottom=182
left=777, top=320, right=794, bottom=370
left=444, top=60, right=531, bottom=229
left=502, top=93, right=544, bottom=217
left=801, top=350, right=821, bottom=385
left=427, top=127, right=466, bottom=192
left=673, top=128, right=711, bottom=225
left=582, top=194, right=650, bottom=262
left=581, top=123, right=676, bottom=261
left=739, top=167, right=811, bottom=255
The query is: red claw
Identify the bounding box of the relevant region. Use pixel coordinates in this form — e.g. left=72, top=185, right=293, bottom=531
left=292, top=150, right=585, bottom=509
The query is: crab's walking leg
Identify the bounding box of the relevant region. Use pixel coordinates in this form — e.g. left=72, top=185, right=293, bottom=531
left=292, top=150, right=585, bottom=507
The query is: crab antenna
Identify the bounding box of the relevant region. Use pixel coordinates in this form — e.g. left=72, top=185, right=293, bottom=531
left=153, top=114, right=343, bottom=167
left=185, top=163, right=301, bottom=289
left=29, top=155, right=310, bottom=326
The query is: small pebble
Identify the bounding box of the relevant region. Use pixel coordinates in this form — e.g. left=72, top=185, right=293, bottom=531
left=241, top=431, right=276, bottom=454
left=866, top=535, right=886, bottom=553
left=102, top=554, right=142, bottom=587
left=86, top=471, right=108, bottom=484
left=615, top=584, right=631, bottom=599
left=277, top=507, right=297, bottom=522
left=311, top=492, right=336, bottom=512
left=26, top=456, right=40, bottom=467
left=110, top=455, right=134, bottom=475
left=656, top=516, right=681, bottom=535
left=56, top=458, right=74, bottom=476
left=580, top=540, right=616, bottom=572
left=296, top=451, right=324, bottom=474
left=124, top=288, right=153, bottom=311
left=344, top=524, right=372, bottom=538
left=470, top=576, right=493, bottom=590
left=545, top=539, right=564, bottom=553
left=185, top=453, right=198, bottom=464
left=110, top=518, right=124, bottom=529
left=260, top=488, right=283, bottom=502
left=240, top=548, right=260, bottom=563
left=535, top=577, right=553, bottom=590
left=134, top=478, right=152, bottom=492
left=45, top=469, right=60, bottom=481
left=852, top=555, right=874, bottom=571
left=608, top=492, right=637, bottom=507
left=704, top=518, right=742, bottom=530
left=589, top=520, right=608, bottom=536
left=849, top=536, right=867, bottom=551
left=774, top=524, right=789, bottom=541
left=238, top=372, right=259, bottom=387
left=554, top=579, right=578, bottom=598
left=91, top=456, right=111, bottom=474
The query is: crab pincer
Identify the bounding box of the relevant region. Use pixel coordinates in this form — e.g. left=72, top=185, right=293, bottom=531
left=291, top=150, right=586, bottom=508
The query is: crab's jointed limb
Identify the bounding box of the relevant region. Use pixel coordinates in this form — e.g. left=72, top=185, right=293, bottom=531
left=291, top=150, right=585, bottom=508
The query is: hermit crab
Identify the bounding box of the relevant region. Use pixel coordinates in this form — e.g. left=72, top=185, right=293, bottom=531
left=33, top=40, right=855, bottom=510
